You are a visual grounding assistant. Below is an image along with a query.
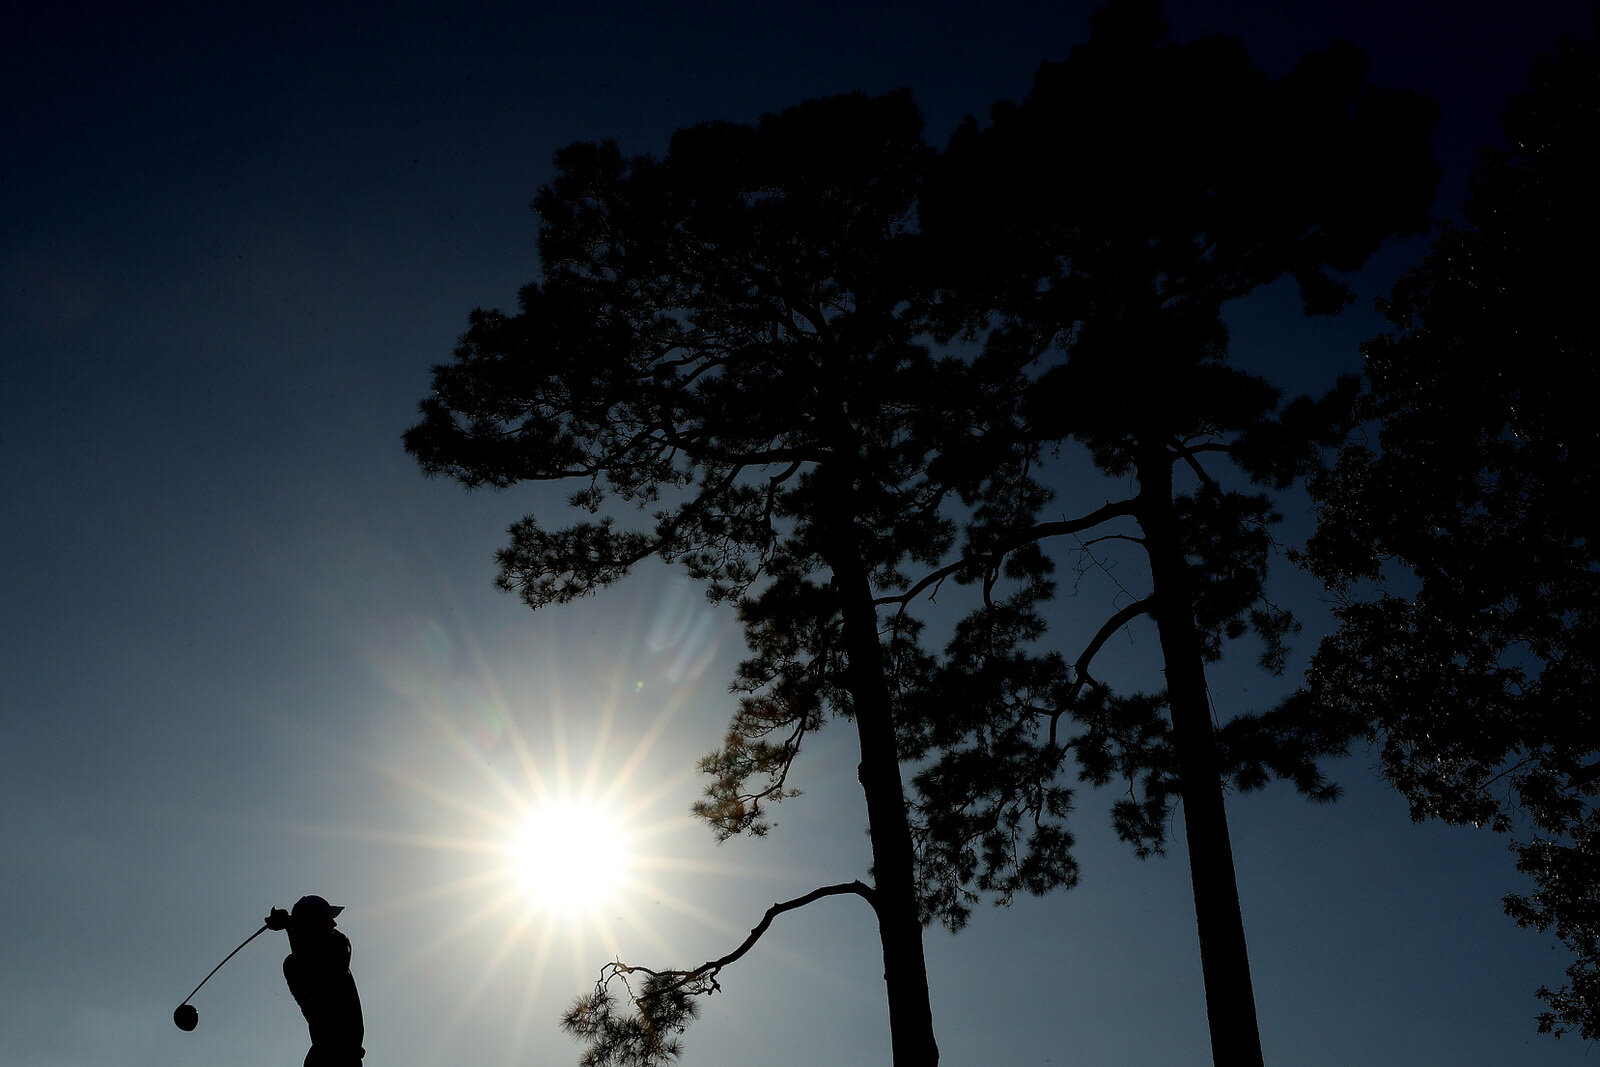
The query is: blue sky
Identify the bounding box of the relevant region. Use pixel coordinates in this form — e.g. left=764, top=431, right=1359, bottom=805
left=4, top=2, right=1597, bottom=1064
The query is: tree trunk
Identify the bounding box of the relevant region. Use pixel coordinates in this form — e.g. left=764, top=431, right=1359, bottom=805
left=825, top=517, right=941, bottom=1067
left=1136, top=444, right=1265, bottom=1067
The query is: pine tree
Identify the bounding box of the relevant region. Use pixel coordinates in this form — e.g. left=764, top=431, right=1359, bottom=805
left=911, top=4, right=1438, bottom=1062
left=406, top=90, right=1010, bottom=1066
left=1306, top=22, right=1600, bottom=1038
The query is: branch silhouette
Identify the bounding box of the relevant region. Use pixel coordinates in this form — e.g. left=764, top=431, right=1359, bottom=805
left=563, top=882, right=877, bottom=1067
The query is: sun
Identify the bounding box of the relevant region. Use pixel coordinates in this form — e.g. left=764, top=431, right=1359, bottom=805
left=352, top=598, right=740, bottom=1062
left=506, top=797, right=632, bottom=916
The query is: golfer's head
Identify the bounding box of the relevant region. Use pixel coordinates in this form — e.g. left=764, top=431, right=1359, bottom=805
left=290, top=894, right=343, bottom=932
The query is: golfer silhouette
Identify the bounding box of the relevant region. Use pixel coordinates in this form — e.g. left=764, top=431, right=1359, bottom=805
left=265, top=895, right=365, bottom=1065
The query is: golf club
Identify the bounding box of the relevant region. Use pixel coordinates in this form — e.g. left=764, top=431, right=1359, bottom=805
left=173, top=922, right=271, bottom=1031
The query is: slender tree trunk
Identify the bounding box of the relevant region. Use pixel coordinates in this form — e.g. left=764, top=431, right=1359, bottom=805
left=1136, top=444, right=1265, bottom=1067
left=824, top=511, right=941, bottom=1067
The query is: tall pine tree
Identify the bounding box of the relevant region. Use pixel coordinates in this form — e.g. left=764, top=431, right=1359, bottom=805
left=912, top=4, right=1438, bottom=1062
left=1306, top=22, right=1600, bottom=1038
left=407, top=90, right=1020, bottom=1066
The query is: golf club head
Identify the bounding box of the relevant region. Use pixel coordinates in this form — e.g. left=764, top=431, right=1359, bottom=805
left=173, top=1003, right=198, bottom=1031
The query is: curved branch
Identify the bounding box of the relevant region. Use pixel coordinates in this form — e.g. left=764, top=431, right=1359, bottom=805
left=876, top=496, right=1140, bottom=610
left=1075, top=598, right=1154, bottom=691
left=1050, top=597, right=1156, bottom=749
left=1079, top=532, right=1145, bottom=550
left=563, top=880, right=876, bottom=1065
left=1172, top=440, right=1222, bottom=489
left=1028, top=497, right=1141, bottom=540
left=600, top=880, right=878, bottom=998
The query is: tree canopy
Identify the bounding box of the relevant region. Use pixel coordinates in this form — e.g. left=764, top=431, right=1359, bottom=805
left=1306, top=23, right=1600, bottom=1038
left=406, top=4, right=1446, bottom=1064
left=908, top=4, right=1438, bottom=1062
left=406, top=88, right=1002, bottom=1066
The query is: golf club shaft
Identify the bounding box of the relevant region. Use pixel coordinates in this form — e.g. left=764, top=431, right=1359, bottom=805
left=179, top=923, right=270, bottom=1005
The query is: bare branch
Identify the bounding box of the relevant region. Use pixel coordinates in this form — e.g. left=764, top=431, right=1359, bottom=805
left=599, top=880, right=877, bottom=997
left=1075, top=598, right=1154, bottom=692
left=1050, top=597, right=1155, bottom=749
left=876, top=496, right=1139, bottom=610
left=1027, top=497, right=1142, bottom=541
left=1078, top=532, right=1145, bottom=550
left=1175, top=445, right=1220, bottom=489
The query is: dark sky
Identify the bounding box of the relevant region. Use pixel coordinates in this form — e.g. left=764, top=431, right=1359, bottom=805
left=4, top=3, right=1597, bottom=1064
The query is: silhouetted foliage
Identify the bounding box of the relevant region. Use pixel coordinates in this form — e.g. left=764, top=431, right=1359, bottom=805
left=910, top=3, right=1438, bottom=1062
left=405, top=89, right=1023, bottom=1067
left=406, top=7, right=1445, bottom=1063
left=561, top=971, right=700, bottom=1067
left=1306, top=23, right=1600, bottom=1038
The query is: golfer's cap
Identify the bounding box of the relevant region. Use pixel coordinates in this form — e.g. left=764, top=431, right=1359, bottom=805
left=291, top=895, right=345, bottom=922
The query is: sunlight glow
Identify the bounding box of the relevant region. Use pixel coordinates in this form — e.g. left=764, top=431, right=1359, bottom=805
left=337, top=592, right=747, bottom=1064
left=507, top=798, right=631, bottom=915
